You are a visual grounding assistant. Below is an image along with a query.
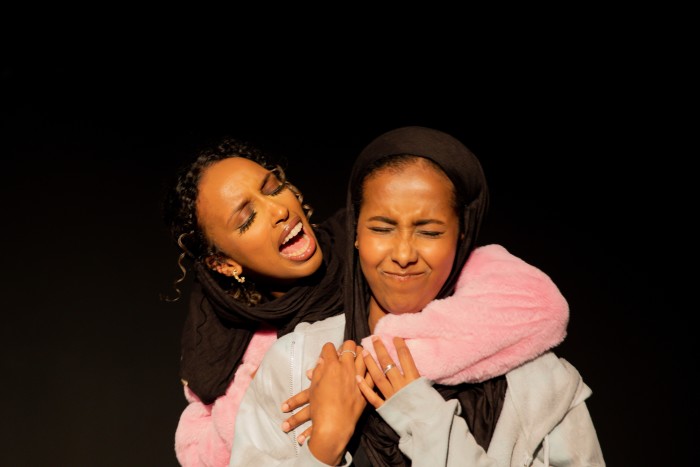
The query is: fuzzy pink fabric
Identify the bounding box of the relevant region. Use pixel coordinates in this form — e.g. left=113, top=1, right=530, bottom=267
left=174, top=327, right=277, bottom=467
left=173, top=244, right=568, bottom=466
left=361, top=244, right=569, bottom=384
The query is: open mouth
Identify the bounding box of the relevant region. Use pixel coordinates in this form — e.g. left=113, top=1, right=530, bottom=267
left=279, top=220, right=315, bottom=260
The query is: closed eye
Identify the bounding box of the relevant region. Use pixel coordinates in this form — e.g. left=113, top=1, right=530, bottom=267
left=264, top=168, right=287, bottom=196
left=418, top=230, right=444, bottom=237
left=369, top=226, right=393, bottom=233
left=236, top=170, right=285, bottom=234
left=237, top=205, right=257, bottom=234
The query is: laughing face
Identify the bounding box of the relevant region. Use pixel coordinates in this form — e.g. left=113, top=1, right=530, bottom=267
left=196, top=157, right=322, bottom=296
left=356, top=158, right=460, bottom=332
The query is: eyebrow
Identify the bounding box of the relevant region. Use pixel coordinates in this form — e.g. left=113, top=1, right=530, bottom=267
left=367, top=216, right=446, bottom=226
left=226, top=198, right=247, bottom=227
left=260, top=171, right=273, bottom=188
left=225, top=171, right=274, bottom=226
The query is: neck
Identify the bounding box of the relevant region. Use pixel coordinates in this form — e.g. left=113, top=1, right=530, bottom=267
left=367, top=297, right=386, bottom=334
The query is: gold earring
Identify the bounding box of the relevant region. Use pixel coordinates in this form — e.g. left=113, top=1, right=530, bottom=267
left=232, top=268, right=246, bottom=284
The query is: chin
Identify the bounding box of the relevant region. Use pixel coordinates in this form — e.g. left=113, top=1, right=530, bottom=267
left=295, top=253, right=323, bottom=277
left=384, top=304, right=422, bottom=315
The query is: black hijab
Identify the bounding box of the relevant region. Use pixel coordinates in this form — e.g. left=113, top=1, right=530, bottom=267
left=181, top=208, right=349, bottom=405
left=342, top=127, right=506, bottom=466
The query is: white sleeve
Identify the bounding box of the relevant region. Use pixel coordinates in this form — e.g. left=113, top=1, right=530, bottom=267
left=229, top=320, right=353, bottom=467
left=377, top=377, right=498, bottom=467
left=228, top=378, right=352, bottom=467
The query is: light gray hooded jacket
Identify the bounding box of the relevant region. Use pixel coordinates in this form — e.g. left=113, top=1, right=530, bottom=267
left=229, top=246, right=604, bottom=466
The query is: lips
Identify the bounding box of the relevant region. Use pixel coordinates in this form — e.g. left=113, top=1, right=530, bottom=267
left=381, top=271, right=425, bottom=282
left=278, top=216, right=317, bottom=261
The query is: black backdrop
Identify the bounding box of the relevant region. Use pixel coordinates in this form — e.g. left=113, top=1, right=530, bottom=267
left=1, top=63, right=689, bottom=466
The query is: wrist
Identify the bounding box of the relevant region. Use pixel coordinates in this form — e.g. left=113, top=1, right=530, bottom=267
left=307, top=424, right=351, bottom=466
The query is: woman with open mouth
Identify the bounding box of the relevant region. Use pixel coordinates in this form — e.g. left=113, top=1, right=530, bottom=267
left=163, top=137, right=350, bottom=467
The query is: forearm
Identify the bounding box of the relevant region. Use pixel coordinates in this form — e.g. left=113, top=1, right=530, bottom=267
left=306, top=424, right=354, bottom=466
left=175, top=335, right=267, bottom=466
left=230, top=385, right=352, bottom=467
left=231, top=420, right=351, bottom=467
left=175, top=389, right=229, bottom=467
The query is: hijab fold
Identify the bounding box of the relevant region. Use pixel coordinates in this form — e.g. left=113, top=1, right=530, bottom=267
left=342, top=126, right=502, bottom=466
left=181, top=209, right=348, bottom=404
left=344, top=126, right=489, bottom=343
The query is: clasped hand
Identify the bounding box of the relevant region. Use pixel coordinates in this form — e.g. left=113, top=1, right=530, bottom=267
left=281, top=336, right=420, bottom=446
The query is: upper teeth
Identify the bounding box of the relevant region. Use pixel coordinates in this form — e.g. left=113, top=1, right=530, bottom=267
left=283, top=223, right=302, bottom=244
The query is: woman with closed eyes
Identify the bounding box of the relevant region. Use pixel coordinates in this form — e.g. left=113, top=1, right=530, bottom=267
left=163, top=137, right=350, bottom=467
left=227, top=127, right=595, bottom=466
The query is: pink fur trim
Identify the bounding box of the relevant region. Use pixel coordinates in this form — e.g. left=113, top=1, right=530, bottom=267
left=175, top=328, right=277, bottom=466
left=361, top=244, right=569, bottom=384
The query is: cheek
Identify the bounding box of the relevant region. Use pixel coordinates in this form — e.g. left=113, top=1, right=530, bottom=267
left=358, top=249, right=384, bottom=303
left=238, top=224, right=273, bottom=257
left=357, top=236, right=388, bottom=269
left=423, top=241, right=458, bottom=275
left=215, top=223, right=270, bottom=262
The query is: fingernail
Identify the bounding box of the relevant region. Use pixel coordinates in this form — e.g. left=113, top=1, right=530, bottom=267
left=362, top=350, right=369, bottom=357
left=281, top=403, right=289, bottom=412
left=281, top=421, right=290, bottom=432
left=355, top=374, right=363, bottom=382
left=297, top=434, right=305, bottom=445
left=371, top=335, right=379, bottom=342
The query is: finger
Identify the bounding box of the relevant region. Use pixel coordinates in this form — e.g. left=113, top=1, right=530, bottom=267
left=320, top=341, right=339, bottom=360
left=372, top=336, right=394, bottom=370
left=281, top=388, right=310, bottom=413
left=282, top=405, right=310, bottom=432
left=296, top=425, right=313, bottom=445
left=393, top=337, right=420, bottom=380
left=372, top=336, right=400, bottom=381
left=356, top=374, right=384, bottom=409
left=354, top=344, right=367, bottom=376
left=338, top=340, right=358, bottom=365
left=312, top=343, right=339, bottom=385
left=371, top=336, right=400, bottom=397
left=362, top=348, right=382, bottom=378
left=314, top=343, right=337, bottom=377
left=355, top=345, right=373, bottom=388
left=363, top=347, right=393, bottom=398
left=364, top=370, right=375, bottom=389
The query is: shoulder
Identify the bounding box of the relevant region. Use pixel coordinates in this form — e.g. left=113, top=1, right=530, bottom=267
left=508, top=352, right=576, bottom=380
left=506, top=352, right=590, bottom=406
left=460, top=244, right=549, bottom=281
left=293, top=313, right=346, bottom=335
left=457, top=244, right=567, bottom=309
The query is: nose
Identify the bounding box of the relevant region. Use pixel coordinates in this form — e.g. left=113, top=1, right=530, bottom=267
left=391, top=232, right=418, bottom=268
left=265, top=197, right=289, bottom=225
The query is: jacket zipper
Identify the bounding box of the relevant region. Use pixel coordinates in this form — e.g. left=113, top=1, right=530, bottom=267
left=290, top=339, right=300, bottom=456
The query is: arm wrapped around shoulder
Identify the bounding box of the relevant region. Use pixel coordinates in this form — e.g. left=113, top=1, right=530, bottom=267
left=364, top=244, right=569, bottom=385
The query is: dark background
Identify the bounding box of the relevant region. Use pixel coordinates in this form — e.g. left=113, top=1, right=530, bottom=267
left=1, top=60, right=689, bottom=466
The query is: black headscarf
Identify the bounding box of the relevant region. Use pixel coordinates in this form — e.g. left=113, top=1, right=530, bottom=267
left=181, top=208, right=349, bottom=405
left=342, top=127, right=506, bottom=466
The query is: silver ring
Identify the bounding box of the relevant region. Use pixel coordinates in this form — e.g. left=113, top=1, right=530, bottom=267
left=339, top=349, right=357, bottom=358
left=382, top=363, right=396, bottom=375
